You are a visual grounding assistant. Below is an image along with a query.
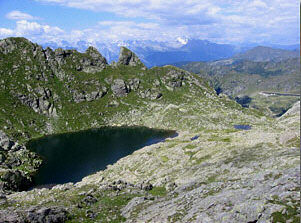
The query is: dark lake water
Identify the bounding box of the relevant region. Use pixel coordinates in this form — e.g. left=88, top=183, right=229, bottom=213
left=27, top=126, right=176, bottom=186
left=234, top=125, right=252, bottom=130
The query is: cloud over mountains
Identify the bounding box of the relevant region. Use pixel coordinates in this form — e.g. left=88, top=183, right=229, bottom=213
left=0, top=0, right=299, bottom=45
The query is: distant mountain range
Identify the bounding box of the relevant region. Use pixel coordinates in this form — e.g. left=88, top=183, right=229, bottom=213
left=177, top=46, right=300, bottom=76
left=233, top=46, right=299, bottom=62
left=41, top=39, right=300, bottom=67
left=175, top=46, right=300, bottom=116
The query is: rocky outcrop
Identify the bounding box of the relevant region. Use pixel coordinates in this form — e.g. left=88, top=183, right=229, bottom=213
left=72, top=87, right=107, bottom=103
left=0, top=206, right=69, bottom=223
left=49, top=47, right=108, bottom=76
left=0, top=169, right=31, bottom=192
left=26, top=207, right=69, bottom=223
left=16, top=87, right=58, bottom=117
left=111, top=79, right=129, bottom=97
left=139, top=89, right=162, bottom=100
left=0, top=37, right=32, bottom=55
left=0, top=130, right=41, bottom=192
left=161, top=69, right=185, bottom=91
left=127, top=78, right=140, bottom=91
left=0, top=130, right=14, bottom=151
left=123, top=167, right=300, bottom=223
left=117, top=47, right=145, bottom=67
left=80, top=46, right=108, bottom=73
left=280, top=101, right=300, bottom=118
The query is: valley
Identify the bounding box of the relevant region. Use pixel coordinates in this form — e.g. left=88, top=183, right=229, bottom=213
left=176, top=46, right=300, bottom=117
left=0, top=37, right=299, bottom=222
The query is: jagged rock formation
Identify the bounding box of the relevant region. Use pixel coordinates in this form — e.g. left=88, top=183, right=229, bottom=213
left=81, top=46, right=108, bottom=73
left=0, top=131, right=39, bottom=191
left=72, top=86, right=107, bottom=103
left=0, top=130, right=14, bottom=151
left=111, top=79, right=129, bottom=97
left=16, top=87, right=58, bottom=117
left=117, top=46, right=145, bottom=67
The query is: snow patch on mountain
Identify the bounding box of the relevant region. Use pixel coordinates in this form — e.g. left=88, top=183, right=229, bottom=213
left=177, top=37, right=188, bottom=45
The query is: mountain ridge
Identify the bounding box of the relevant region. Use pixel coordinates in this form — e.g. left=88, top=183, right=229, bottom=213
left=0, top=37, right=299, bottom=223
left=40, top=39, right=300, bottom=67
left=0, top=36, right=259, bottom=191
left=175, top=47, right=300, bottom=117
left=233, top=46, right=299, bottom=62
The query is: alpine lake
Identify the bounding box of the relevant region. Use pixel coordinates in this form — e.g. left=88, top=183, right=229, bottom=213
left=26, top=126, right=177, bottom=187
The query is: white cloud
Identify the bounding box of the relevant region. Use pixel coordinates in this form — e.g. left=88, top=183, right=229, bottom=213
left=6, top=11, right=38, bottom=20
left=32, top=0, right=299, bottom=44
left=0, top=28, right=14, bottom=37
left=14, top=20, right=64, bottom=36
left=0, top=0, right=298, bottom=45
left=0, top=20, right=64, bottom=43
left=249, top=0, right=268, bottom=8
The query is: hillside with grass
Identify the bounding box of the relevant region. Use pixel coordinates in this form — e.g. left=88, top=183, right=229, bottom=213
left=0, top=37, right=299, bottom=222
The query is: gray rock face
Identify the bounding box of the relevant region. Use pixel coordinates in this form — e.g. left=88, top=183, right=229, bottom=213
left=139, top=89, right=162, bottom=100
left=0, top=206, right=69, bottom=223
left=27, top=207, right=68, bottom=223
left=117, top=47, right=145, bottom=67
left=16, top=87, right=58, bottom=117
left=0, top=38, right=32, bottom=55
left=122, top=197, right=146, bottom=218
left=0, top=169, right=31, bottom=191
left=127, top=78, right=140, bottom=91
left=111, top=79, right=129, bottom=97
left=122, top=167, right=299, bottom=223
left=162, top=69, right=185, bottom=91
left=0, top=130, right=35, bottom=192
left=77, top=47, right=108, bottom=73
left=72, top=87, right=107, bottom=103
left=43, top=46, right=107, bottom=79
left=0, top=130, right=14, bottom=151
left=54, top=48, right=72, bottom=66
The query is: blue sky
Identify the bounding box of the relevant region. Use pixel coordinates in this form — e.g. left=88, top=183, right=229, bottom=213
left=0, top=0, right=299, bottom=45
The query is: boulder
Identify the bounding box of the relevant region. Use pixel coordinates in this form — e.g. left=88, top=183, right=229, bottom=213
left=162, top=69, right=185, bottom=90
left=128, top=78, right=140, bottom=91
left=139, top=89, right=162, bottom=100
left=73, top=87, right=107, bottom=103
left=26, top=207, right=69, bottom=223
left=0, top=130, right=14, bottom=151
left=139, top=182, right=153, bottom=191
left=0, top=210, right=22, bottom=223
left=111, top=79, right=129, bottom=97
left=0, top=169, right=31, bottom=191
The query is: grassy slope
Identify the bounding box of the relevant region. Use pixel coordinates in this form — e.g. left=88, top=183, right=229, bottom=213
left=0, top=38, right=299, bottom=222
left=0, top=38, right=266, bottom=143
left=0, top=37, right=267, bottom=190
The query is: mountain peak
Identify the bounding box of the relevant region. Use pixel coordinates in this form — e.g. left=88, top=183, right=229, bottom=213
left=85, top=46, right=108, bottom=64
left=117, top=46, right=145, bottom=67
